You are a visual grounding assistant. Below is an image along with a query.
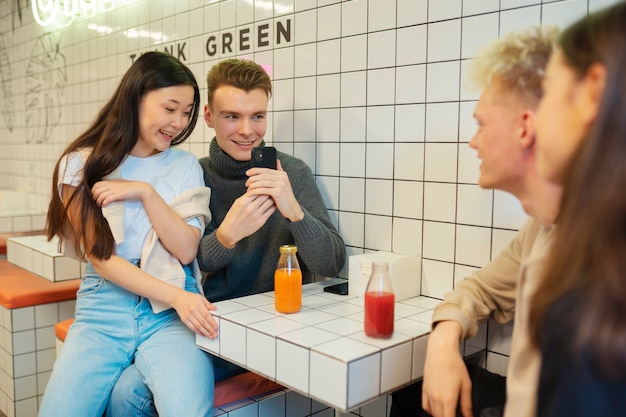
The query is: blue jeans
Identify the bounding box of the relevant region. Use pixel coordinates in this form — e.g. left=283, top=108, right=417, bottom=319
left=107, top=352, right=246, bottom=416
left=38, top=262, right=214, bottom=417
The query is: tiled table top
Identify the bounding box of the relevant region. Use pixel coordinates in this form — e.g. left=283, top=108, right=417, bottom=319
left=197, top=279, right=441, bottom=412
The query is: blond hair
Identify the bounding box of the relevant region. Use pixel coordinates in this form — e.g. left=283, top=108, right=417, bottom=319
left=468, top=26, right=558, bottom=101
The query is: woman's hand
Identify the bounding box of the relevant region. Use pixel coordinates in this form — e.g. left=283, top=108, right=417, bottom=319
left=92, top=179, right=148, bottom=207
left=171, top=289, right=219, bottom=339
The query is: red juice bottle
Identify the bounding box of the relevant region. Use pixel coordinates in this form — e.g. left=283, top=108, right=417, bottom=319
left=364, top=261, right=395, bottom=338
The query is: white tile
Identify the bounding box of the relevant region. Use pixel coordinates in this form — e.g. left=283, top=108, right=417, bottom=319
left=463, top=0, right=499, bottom=15
left=395, top=104, right=426, bottom=142
left=316, top=143, right=340, bottom=176
left=310, top=337, right=381, bottom=408
left=35, top=326, right=55, bottom=351
left=493, top=190, right=528, bottom=230
left=367, top=69, right=395, bottom=106
left=294, top=43, right=316, bottom=77
left=272, top=78, right=293, bottom=111
left=13, top=373, right=37, bottom=401
left=317, top=74, right=340, bottom=108
left=364, top=215, right=393, bottom=252
left=458, top=145, right=480, bottom=186
left=294, top=9, right=316, bottom=44
left=420, top=259, right=454, bottom=299
left=411, top=336, right=429, bottom=379
left=317, top=3, right=341, bottom=41
left=366, top=106, right=394, bottom=142
left=216, top=320, right=247, bottom=368
left=276, top=340, right=310, bottom=393
left=338, top=212, right=365, bottom=248
left=293, top=109, right=316, bottom=140
left=396, top=25, right=428, bottom=66
left=394, top=143, right=424, bottom=182
left=426, top=61, right=461, bottom=102
left=220, top=0, right=237, bottom=29
left=36, top=347, right=56, bottom=373
left=393, top=318, right=431, bottom=338
left=340, top=143, right=365, bottom=177
left=461, top=13, right=499, bottom=60
left=424, top=143, right=458, bottom=183
left=423, top=182, right=456, bottom=223
left=340, top=108, right=366, bottom=144
left=380, top=342, right=413, bottom=392
left=11, top=330, right=35, bottom=356
left=541, top=0, right=587, bottom=28
left=325, top=183, right=354, bottom=214
left=273, top=46, right=294, bottom=79
left=425, top=102, right=459, bottom=143
left=54, top=256, right=81, bottom=281
left=294, top=78, right=315, bottom=110
left=428, top=0, right=461, bottom=21
left=316, top=109, right=340, bottom=142
left=316, top=176, right=339, bottom=212
left=365, top=143, right=393, bottom=179
left=314, top=317, right=362, bottom=336
left=486, top=351, right=510, bottom=377
left=500, top=6, right=541, bottom=36
left=317, top=40, right=340, bottom=75
left=341, top=71, right=367, bottom=107
left=501, top=0, right=540, bottom=8
left=236, top=0, right=254, bottom=25
left=392, top=218, right=423, bottom=256
left=398, top=0, right=428, bottom=26
left=393, top=180, right=423, bottom=219
left=367, top=30, right=396, bottom=70
left=342, top=0, right=367, bottom=36
left=274, top=111, right=294, bottom=142
left=455, top=225, right=492, bottom=267
left=10, top=308, right=35, bottom=333
left=396, top=64, right=426, bottom=105
left=365, top=179, right=393, bottom=216
left=427, top=20, right=461, bottom=62
left=341, top=35, right=367, bottom=72
left=254, top=0, right=272, bottom=20
left=282, top=308, right=338, bottom=327
left=246, top=329, right=276, bottom=378
left=13, top=352, right=36, bottom=379
left=368, top=0, right=397, bottom=31
left=456, top=184, right=493, bottom=227
left=491, top=228, right=518, bottom=260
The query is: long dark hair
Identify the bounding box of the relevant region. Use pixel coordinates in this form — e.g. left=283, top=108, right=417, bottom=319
left=46, top=52, right=201, bottom=260
left=529, top=1, right=626, bottom=377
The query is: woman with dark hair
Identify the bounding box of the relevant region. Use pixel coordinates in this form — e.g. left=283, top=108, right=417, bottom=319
left=39, top=52, right=216, bottom=417
left=531, top=2, right=626, bottom=416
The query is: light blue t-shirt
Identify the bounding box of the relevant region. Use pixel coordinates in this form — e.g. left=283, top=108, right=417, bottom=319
left=59, top=148, right=204, bottom=260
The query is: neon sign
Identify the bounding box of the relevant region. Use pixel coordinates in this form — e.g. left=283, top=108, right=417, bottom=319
left=32, top=0, right=137, bottom=28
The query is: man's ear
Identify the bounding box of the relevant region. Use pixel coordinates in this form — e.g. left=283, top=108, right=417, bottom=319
left=204, top=104, right=213, bottom=128
left=519, top=109, right=536, bottom=150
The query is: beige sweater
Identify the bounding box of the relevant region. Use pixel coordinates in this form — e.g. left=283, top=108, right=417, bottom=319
left=432, top=218, right=556, bottom=417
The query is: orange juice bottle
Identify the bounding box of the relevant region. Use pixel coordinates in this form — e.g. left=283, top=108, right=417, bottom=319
left=274, top=245, right=302, bottom=313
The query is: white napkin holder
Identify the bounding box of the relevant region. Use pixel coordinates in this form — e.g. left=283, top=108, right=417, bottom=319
left=348, top=251, right=421, bottom=301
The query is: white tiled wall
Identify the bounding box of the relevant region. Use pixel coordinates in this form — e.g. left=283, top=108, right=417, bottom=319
left=0, top=0, right=622, bottom=409
left=0, top=300, right=75, bottom=417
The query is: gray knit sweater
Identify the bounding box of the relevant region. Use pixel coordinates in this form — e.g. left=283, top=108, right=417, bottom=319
left=198, top=139, right=346, bottom=302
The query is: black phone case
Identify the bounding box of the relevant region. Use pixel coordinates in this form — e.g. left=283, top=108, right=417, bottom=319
left=251, top=146, right=277, bottom=169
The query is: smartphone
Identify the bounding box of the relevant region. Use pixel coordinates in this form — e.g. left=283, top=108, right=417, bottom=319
left=251, top=146, right=277, bottom=169
left=323, top=282, right=349, bottom=295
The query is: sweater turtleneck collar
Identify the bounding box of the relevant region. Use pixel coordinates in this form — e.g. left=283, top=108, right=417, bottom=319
left=209, top=137, right=261, bottom=179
